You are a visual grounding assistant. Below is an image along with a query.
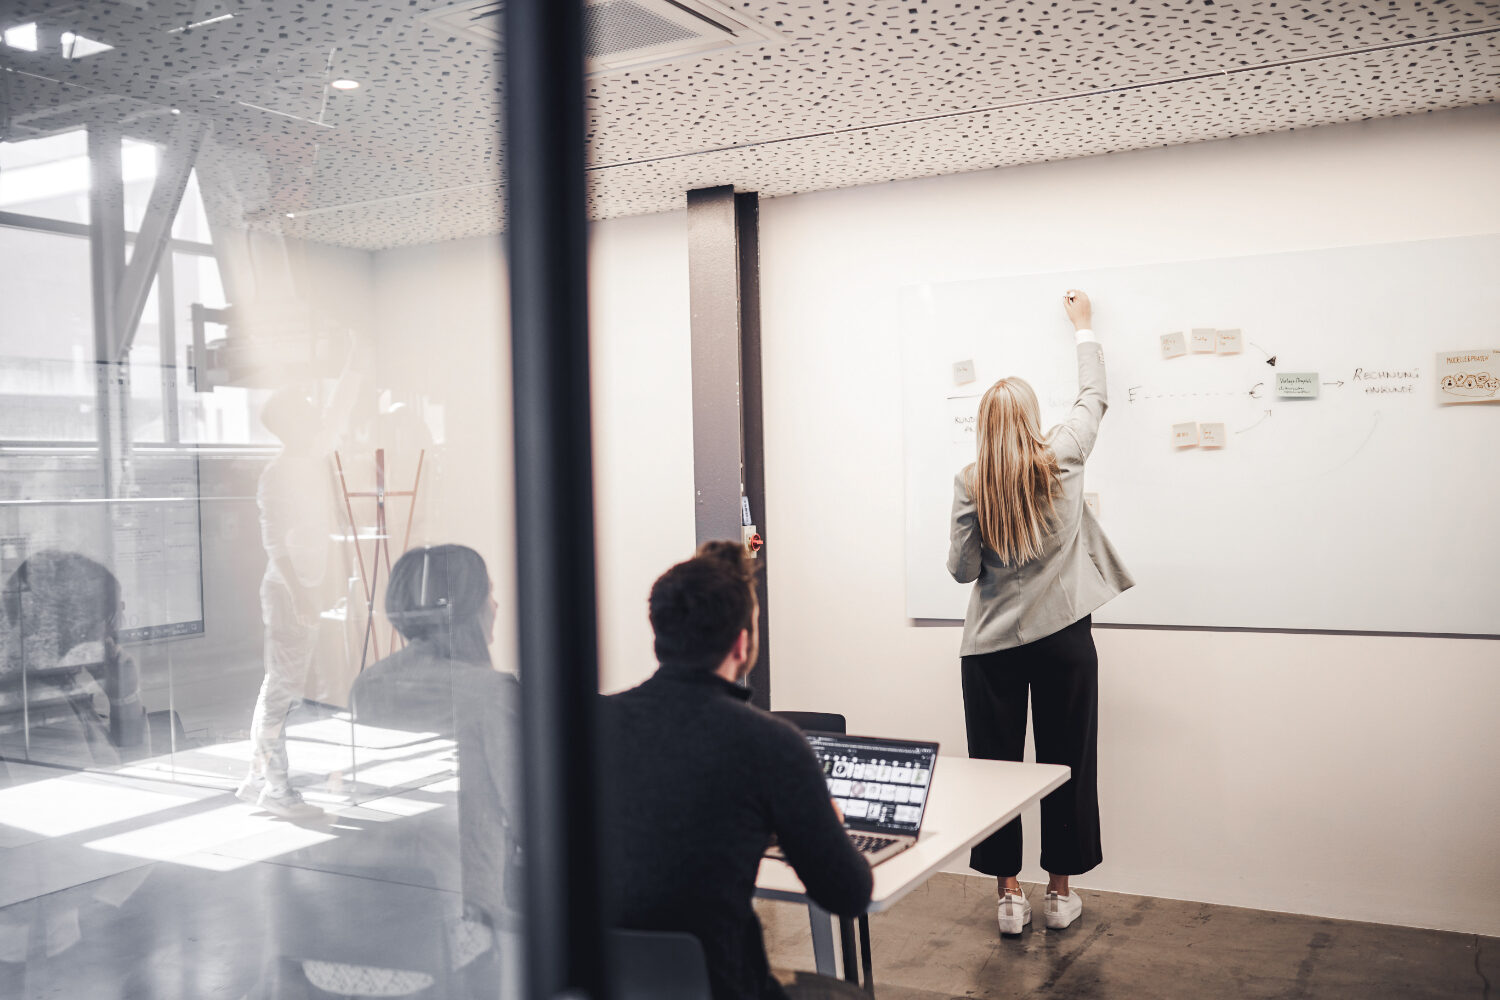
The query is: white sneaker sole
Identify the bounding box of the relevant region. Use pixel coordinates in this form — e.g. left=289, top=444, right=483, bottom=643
left=998, top=902, right=1031, bottom=935
left=1044, top=903, right=1081, bottom=929
left=263, top=804, right=325, bottom=820
left=257, top=795, right=325, bottom=820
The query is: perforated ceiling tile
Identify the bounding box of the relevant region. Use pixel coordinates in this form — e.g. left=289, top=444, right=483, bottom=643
left=583, top=32, right=1500, bottom=224
left=584, top=0, right=1500, bottom=165
left=1, top=1, right=1497, bottom=248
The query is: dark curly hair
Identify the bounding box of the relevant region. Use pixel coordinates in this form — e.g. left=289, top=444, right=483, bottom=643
left=648, top=540, right=756, bottom=671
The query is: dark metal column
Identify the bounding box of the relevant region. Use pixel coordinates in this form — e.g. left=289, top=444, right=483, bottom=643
left=735, top=193, right=771, bottom=711
left=688, top=186, right=770, bottom=708
left=687, top=186, right=745, bottom=546
left=503, top=2, right=607, bottom=999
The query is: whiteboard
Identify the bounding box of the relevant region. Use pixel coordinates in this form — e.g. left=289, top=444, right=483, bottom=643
left=0, top=453, right=205, bottom=642
left=900, top=234, right=1500, bottom=636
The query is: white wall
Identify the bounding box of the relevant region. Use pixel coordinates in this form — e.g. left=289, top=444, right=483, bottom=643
left=753, top=104, right=1500, bottom=936
left=587, top=214, right=697, bottom=691
left=367, top=104, right=1500, bottom=935
left=367, top=213, right=696, bottom=691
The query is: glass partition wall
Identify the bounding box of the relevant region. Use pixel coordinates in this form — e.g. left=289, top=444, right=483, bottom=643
left=1, top=4, right=527, bottom=997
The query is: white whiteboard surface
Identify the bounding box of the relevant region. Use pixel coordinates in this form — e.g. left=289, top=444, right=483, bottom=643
left=0, top=453, right=205, bottom=642
left=900, top=234, right=1500, bottom=636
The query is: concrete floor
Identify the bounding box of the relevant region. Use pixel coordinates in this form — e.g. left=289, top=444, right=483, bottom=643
left=759, top=873, right=1497, bottom=999
left=4, top=740, right=1493, bottom=999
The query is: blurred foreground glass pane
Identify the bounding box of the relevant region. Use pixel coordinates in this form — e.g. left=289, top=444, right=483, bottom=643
left=1, top=3, right=518, bottom=996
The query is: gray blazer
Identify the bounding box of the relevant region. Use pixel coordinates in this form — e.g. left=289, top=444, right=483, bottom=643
left=947, top=341, right=1134, bottom=655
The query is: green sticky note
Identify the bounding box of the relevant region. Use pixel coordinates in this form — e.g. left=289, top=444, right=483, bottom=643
left=1276, top=372, right=1319, bottom=398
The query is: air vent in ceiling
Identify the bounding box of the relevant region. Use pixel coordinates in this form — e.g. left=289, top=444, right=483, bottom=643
left=423, top=0, right=782, bottom=75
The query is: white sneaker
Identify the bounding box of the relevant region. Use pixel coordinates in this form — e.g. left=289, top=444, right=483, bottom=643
left=234, top=776, right=264, bottom=805
left=997, top=891, right=1031, bottom=935
left=256, top=787, right=325, bottom=820
left=1044, top=890, right=1082, bottom=929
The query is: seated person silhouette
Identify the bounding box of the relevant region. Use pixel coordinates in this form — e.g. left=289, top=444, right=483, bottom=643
left=284, top=546, right=521, bottom=998
left=1, top=550, right=146, bottom=769
left=1, top=551, right=154, bottom=994
left=602, top=541, right=872, bottom=1000
left=350, top=544, right=522, bottom=927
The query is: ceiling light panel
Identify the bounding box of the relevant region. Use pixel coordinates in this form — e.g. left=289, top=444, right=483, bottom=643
left=423, top=0, right=784, bottom=75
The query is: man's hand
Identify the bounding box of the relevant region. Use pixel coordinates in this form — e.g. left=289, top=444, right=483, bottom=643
left=1064, top=289, right=1093, bottom=330
left=831, top=799, right=846, bottom=824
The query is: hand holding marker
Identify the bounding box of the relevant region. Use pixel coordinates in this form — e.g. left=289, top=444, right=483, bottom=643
left=1064, top=289, right=1092, bottom=330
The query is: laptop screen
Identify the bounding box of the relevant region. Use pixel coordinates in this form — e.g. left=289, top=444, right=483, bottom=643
left=805, top=732, right=939, bottom=837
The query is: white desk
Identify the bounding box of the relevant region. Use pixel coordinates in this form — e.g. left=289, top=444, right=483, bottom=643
left=755, top=756, right=1070, bottom=978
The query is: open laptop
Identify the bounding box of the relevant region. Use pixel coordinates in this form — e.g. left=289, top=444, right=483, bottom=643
left=769, top=732, right=940, bottom=866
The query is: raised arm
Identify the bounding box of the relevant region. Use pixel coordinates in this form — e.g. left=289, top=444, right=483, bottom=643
left=1060, top=289, right=1108, bottom=461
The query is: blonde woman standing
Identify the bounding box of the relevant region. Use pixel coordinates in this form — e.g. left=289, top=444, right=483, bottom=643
left=947, top=289, right=1134, bottom=936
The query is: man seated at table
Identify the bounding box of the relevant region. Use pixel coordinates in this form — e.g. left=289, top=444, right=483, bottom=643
left=602, top=541, right=872, bottom=1000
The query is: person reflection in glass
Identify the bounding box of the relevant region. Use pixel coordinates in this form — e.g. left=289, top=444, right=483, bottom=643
left=348, top=544, right=521, bottom=989
left=1, top=552, right=154, bottom=996
left=0, top=550, right=146, bottom=768
left=236, top=389, right=340, bottom=819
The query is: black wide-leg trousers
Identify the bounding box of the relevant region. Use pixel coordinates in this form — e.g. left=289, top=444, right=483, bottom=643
left=960, top=614, right=1102, bottom=878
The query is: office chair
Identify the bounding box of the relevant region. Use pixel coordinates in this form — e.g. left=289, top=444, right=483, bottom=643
left=609, top=928, right=712, bottom=1000
left=771, top=710, right=875, bottom=994
left=772, top=710, right=846, bottom=734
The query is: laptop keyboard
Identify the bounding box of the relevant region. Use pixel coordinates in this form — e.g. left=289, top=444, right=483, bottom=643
left=850, top=834, right=899, bottom=854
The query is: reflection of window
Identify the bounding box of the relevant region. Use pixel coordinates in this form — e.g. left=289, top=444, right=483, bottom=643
left=171, top=251, right=273, bottom=446
left=0, top=131, right=158, bottom=228
left=0, top=227, right=94, bottom=441
left=172, top=171, right=212, bottom=243
left=0, top=130, right=270, bottom=447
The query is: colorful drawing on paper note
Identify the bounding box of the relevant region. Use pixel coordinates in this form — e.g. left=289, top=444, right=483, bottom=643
left=1437, top=349, right=1500, bottom=404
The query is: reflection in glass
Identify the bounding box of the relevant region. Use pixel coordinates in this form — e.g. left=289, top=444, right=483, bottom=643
left=2, top=0, right=520, bottom=993
left=236, top=385, right=350, bottom=820
left=1, top=551, right=146, bottom=768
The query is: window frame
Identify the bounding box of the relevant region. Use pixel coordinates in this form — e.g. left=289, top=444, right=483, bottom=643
left=0, top=207, right=261, bottom=454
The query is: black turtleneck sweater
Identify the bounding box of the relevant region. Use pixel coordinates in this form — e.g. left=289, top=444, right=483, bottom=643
left=601, top=665, right=873, bottom=1000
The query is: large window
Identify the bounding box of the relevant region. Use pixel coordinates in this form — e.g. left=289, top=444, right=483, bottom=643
left=0, top=131, right=268, bottom=447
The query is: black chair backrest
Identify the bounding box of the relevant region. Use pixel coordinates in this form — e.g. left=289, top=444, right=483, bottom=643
left=772, top=710, right=847, bottom=735
left=609, top=929, right=712, bottom=1000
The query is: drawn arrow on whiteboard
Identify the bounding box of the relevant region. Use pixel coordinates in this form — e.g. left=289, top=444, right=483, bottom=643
left=1322, top=380, right=1345, bottom=388
left=1250, top=342, right=1277, bottom=366
left=1248, top=382, right=1264, bottom=398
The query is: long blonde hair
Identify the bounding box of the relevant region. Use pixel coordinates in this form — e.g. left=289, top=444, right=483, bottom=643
left=964, top=377, right=1062, bottom=566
